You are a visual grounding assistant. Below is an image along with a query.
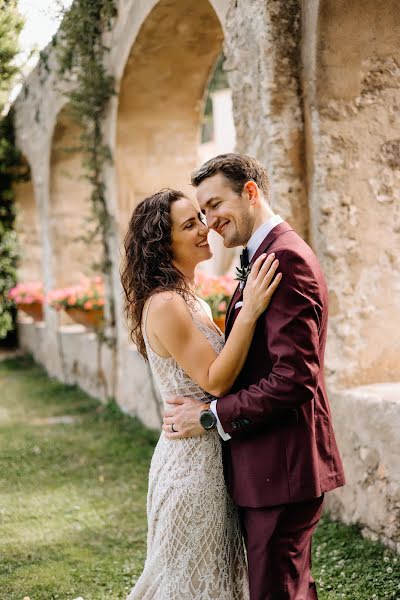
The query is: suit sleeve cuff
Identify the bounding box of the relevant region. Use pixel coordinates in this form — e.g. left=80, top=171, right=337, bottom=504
left=210, top=400, right=231, bottom=441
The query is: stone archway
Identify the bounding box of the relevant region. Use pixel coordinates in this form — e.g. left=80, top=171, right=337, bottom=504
left=113, top=0, right=234, bottom=425
left=115, top=0, right=225, bottom=239
left=49, top=107, right=101, bottom=288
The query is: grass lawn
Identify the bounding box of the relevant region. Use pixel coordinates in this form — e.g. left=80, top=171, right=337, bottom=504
left=0, top=355, right=398, bottom=600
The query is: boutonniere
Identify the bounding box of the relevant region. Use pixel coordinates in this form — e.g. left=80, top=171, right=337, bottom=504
left=235, top=264, right=252, bottom=290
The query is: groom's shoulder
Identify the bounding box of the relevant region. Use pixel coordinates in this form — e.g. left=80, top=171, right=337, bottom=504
left=273, top=226, right=319, bottom=262
left=272, top=228, right=326, bottom=282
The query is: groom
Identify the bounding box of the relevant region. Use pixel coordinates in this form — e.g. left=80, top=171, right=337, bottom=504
left=163, top=153, right=345, bottom=599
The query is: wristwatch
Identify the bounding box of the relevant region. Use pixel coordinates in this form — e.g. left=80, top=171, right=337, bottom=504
left=200, top=408, right=217, bottom=430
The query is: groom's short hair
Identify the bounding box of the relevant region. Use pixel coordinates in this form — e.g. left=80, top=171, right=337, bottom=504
left=191, top=153, right=270, bottom=200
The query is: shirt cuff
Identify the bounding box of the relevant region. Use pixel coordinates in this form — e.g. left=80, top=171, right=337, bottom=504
left=210, top=399, right=231, bottom=441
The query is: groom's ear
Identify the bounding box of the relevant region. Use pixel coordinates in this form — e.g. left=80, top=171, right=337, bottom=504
left=243, top=180, right=259, bottom=206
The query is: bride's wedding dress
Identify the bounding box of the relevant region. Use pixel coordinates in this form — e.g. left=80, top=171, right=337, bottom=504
left=126, top=296, right=249, bottom=600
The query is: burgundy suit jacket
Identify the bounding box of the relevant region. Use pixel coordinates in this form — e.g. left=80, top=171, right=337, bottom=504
left=218, top=222, right=345, bottom=508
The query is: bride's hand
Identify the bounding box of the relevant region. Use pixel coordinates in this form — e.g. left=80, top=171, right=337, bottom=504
left=242, top=253, right=282, bottom=321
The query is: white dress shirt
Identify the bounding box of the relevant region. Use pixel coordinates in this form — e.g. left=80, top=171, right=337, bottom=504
left=210, top=214, right=284, bottom=441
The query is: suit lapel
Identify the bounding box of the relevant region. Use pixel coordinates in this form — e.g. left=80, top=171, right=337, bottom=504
left=225, top=222, right=293, bottom=337
left=225, top=283, right=241, bottom=330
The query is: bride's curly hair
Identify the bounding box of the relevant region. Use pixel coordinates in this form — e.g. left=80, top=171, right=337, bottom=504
left=121, top=188, right=196, bottom=359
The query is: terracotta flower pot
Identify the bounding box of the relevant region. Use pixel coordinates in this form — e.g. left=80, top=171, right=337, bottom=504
left=65, top=307, right=104, bottom=329
left=17, top=302, right=44, bottom=322
left=213, top=315, right=226, bottom=332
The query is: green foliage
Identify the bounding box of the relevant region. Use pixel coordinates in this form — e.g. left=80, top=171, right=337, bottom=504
left=0, top=229, right=18, bottom=338
left=313, top=517, right=400, bottom=598
left=55, top=0, right=118, bottom=310
left=0, top=111, right=30, bottom=343
left=202, top=52, right=229, bottom=143
left=0, top=0, right=24, bottom=111
left=209, top=52, right=229, bottom=94
left=0, top=1, right=26, bottom=344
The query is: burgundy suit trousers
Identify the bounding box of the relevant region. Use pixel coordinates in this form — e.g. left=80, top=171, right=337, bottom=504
left=239, top=495, right=324, bottom=600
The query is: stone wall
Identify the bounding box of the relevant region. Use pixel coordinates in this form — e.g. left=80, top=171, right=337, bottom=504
left=303, top=0, right=400, bottom=388
left=14, top=178, right=42, bottom=282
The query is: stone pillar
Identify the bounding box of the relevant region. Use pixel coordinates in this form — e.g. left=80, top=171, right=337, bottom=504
left=224, top=0, right=308, bottom=239
left=303, top=0, right=400, bottom=387
left=30, top=154, right=64, bottom=379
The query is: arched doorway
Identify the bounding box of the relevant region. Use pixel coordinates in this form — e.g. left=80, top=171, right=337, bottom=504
left=114, top=0, right=234, bottom=425
left=116, top=0, right=224, bottom=237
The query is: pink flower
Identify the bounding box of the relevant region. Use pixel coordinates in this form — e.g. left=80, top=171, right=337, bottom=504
left=45, top=277, right=105, bottom=311
left=7, top=281, right=44, bottom=304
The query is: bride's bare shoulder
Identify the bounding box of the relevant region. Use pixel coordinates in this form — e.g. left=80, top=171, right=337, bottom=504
left=146, top=291, right=191, bottom=321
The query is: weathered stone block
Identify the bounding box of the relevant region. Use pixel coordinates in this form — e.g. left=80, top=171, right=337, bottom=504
left=325, top=384, right=400, bottom=552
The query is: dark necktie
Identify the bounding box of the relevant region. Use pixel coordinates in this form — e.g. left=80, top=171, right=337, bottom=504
left=240, top=247, right=249, bottom=269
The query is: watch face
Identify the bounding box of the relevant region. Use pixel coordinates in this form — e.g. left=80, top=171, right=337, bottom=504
left=200, top=410, right=216, bottom=429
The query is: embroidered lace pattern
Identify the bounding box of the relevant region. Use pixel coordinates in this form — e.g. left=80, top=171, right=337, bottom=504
left=126, top=297, right=249, bottom=600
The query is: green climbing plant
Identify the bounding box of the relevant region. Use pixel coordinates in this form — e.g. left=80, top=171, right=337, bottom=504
left=0, top=0, right=27, bottom=344
left=54, top=0, right=118, bottom=334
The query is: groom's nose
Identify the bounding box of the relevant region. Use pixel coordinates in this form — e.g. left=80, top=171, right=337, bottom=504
left=206, top=212, right=218, bottom=230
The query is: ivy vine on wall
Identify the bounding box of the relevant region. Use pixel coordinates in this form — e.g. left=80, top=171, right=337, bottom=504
left=55, top=0, right=118, bottom=336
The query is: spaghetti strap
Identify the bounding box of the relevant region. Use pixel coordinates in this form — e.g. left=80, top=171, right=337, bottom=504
left=143, top=296, right=154, bottom=342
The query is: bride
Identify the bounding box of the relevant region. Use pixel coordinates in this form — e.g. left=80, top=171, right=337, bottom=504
left=121, top=188, right=281, bottom=600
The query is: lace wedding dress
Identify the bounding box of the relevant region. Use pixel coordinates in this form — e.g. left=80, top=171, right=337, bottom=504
left=126, top=296, right=249, bottom=600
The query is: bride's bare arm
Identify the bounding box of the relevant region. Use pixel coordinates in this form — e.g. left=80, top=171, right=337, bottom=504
left=148, top=253, right=281, bottom=397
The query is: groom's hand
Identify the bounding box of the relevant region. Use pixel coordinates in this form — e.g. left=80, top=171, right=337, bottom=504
left=163, top=397, right=208, bottom=439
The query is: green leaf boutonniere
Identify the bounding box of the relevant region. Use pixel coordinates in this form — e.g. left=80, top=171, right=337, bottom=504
left=235, top=264, right=252, bottom=290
